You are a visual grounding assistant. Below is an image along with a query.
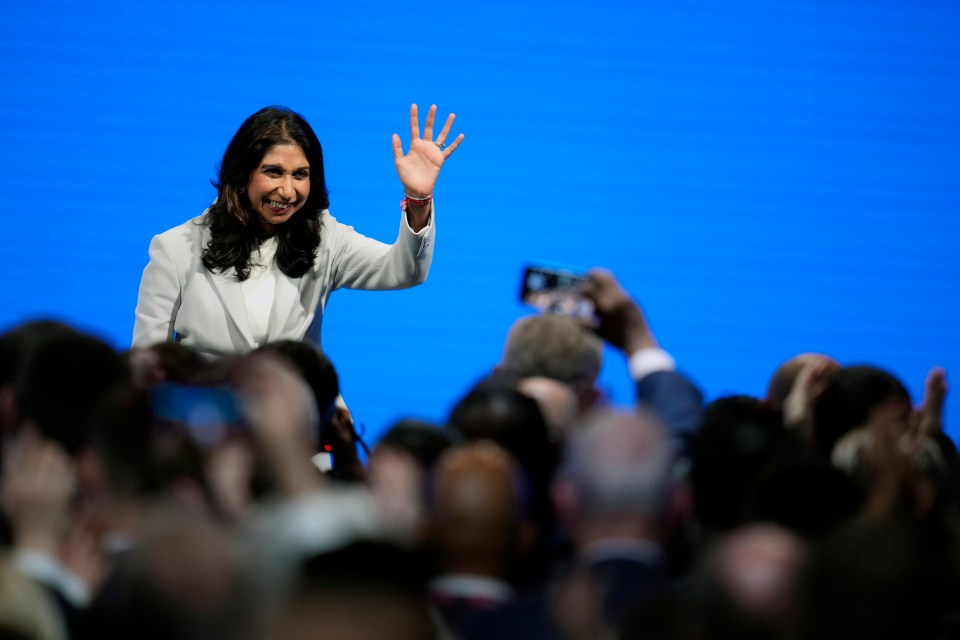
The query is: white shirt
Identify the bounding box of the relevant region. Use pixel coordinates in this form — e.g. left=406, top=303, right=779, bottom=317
left=240, top=236, right=279, bottom=346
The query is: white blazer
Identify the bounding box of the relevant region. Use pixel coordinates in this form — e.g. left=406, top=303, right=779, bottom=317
left=132, top=209, right=435, bottom=358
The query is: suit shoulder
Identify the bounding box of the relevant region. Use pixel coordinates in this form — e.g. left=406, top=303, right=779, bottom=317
left=151, top=215, right=206, bottom=250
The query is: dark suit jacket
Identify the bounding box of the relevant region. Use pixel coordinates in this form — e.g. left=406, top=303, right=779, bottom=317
left=636, top=370, right=704, bottom=456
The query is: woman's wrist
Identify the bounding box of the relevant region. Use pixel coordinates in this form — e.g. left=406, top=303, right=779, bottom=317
left=403, top=192, right=433, bottom=205
left=401, top=196, right=432, bottom=232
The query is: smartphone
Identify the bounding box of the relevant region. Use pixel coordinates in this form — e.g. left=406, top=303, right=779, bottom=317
left=519, top=265, right=596, bottom=324
left=150, top=382, right=244, bottom=447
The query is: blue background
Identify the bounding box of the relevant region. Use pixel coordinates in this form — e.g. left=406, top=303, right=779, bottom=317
left=3, top=0, right=958, bottom=443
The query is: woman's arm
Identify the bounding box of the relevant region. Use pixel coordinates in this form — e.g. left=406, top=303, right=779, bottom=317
left=132, top=232, right=182, bottom=348
left=326, top=210, right=435, bottom=291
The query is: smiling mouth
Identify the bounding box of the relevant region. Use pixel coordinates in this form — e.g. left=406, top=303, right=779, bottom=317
left=264, top=199, right=297, bottom=213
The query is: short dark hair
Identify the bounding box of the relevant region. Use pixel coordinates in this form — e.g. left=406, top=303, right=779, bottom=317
left=812, top=365, right=910, bottom=457
left=16, top=331, right=130, bottom=455
left=690, top=396, right=801, bottom=533
left=377, top=419, right=456, bottom=471
left=202, top=106, right=330, bottom=281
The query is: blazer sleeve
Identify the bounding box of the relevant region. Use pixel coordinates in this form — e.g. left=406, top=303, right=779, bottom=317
left=328, top=206, right=435, bottom=291
left=636, top=370, right=704, bottom=456
left=132, top=232, right=182, bottom=348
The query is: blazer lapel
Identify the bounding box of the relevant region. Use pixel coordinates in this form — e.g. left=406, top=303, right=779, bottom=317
left=206, top=270, right=256, bottom=348
left=198, top=224, right=255, bottom=348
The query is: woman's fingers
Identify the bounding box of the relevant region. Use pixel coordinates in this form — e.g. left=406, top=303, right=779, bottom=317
left=435, top=112, right=456, bottom=146
left=422, top=104, right=437, bottom=141
left=442, top=133, right=466, bottom=159
left=408, top=103, right=420, bottom=140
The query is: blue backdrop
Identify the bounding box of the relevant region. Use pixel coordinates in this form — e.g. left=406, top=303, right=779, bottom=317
left=3, top=0, right=958, bottom=442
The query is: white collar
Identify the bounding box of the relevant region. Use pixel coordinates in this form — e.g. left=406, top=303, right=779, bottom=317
left=429, top=573, right=514, bottom=603
left=581, top=537, right=664, bottom=564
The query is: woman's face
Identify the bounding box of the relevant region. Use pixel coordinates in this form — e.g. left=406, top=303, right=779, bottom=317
left=246, top=143, right=311, bottom=235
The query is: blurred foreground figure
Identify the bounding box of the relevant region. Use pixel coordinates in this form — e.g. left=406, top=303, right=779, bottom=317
left=695, top=525, right=807, bottom=640
left=428, top=442, right=532, bottom=634
left=552, top=409, right=679, bottom=631
left=271, top=541, right=438, bottom=640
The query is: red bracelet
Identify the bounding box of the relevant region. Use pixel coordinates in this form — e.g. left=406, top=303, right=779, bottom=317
left=404, top=193, right=433, bottom=205
left=401, top=193, right=432, bottom=211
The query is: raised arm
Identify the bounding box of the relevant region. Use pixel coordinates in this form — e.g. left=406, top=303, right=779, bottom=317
left=583, top=268, right=704, bottom=451
left=392, top=104, right=464, bottom=232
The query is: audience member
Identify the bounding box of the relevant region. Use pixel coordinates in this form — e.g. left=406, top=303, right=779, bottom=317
left=812, top=365, right=912, bottom=458
left=766, top=352, right=840, bottom=412
left=552, top=409, right=678, bottom=629
left=0, top=267, right=955, bottom=640
left=447, top=377, right=557, bottom=525
left=690, top=396, right=801, bottom=535
left=694, top=524, right=807, bottom=640
left=427, top=442, right=533, bottom=634
left=497, top=315, right=604, bottom=414
left=583, top=270, right=704, bottom=454
left=516, top=377, right=579, bottom=443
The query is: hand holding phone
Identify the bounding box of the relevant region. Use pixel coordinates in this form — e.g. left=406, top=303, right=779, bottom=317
left=519, top=266, right=596, bottom=324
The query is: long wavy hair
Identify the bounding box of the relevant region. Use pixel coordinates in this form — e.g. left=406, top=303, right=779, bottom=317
left=202, top=106, right=330, bottom=281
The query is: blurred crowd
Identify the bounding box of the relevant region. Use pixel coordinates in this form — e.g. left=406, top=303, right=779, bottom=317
left=0, top=269, right=956, bottom=640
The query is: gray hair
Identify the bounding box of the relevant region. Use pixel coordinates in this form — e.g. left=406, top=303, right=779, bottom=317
left=561, top=409, right=676, bottom=520
left=500, top=315, right=603, bottom=388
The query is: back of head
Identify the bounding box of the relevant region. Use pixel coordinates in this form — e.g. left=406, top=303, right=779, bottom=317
left=377, top=419, right=454, bottom=472
left=500, top=315, right=603, bottom=390
left=15, top=330, right=129, bottom=455
left=560, top=409, right=675, bottom=523
left=276, top=540, right=435, bottom=640
left=429, top=442, right=525, bottom=574
left=0, top=320, right=77, bottom=388
left=812, top=365, right=911, bottom=458
left=88, top=509, right=258, bottom=640
left=0, top=320, right=77, bottom=448
left=254, top=341, right=339, bottom=422
left=765, top=353, right=839, bottom=411
left=91, top=382, right=209, bottom=503
left=448, top=376, right=556, bottom=493
left=691, top=396, right=801, bottom=533
left=696, top=525, right=807, bottom=640
left=447, top=377, right=558, bottom=569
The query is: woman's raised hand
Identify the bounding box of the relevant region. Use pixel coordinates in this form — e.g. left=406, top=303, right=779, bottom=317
left=392, top=104, right=464, bottom=199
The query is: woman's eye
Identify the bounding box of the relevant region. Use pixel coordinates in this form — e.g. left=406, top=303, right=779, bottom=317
left=295, top=170, right=309, bottom=179
left=264, top=167, right=282, bottom=177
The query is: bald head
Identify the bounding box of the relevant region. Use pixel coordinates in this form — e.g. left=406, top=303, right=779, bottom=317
left=430, top=442, right=524, bottom=574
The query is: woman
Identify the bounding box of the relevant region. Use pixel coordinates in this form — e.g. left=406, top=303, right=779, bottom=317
left=133, top=104, right=463, bottom=358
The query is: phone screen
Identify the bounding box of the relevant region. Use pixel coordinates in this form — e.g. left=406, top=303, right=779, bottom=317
left=519, top=266, right=596, bottom=323
left=150, top=382, right=244, bottom=447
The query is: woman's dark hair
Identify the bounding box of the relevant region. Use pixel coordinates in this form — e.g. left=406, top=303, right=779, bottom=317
left=202, top=106, right=330, bottom=281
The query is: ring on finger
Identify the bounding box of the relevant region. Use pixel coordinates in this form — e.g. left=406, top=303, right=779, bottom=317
left=434, top=140, right=446, bottom=150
